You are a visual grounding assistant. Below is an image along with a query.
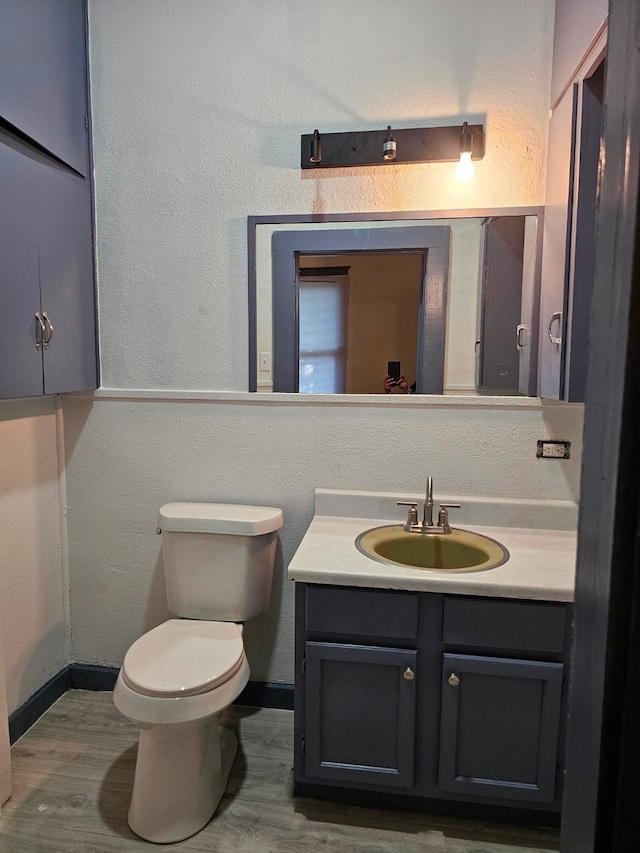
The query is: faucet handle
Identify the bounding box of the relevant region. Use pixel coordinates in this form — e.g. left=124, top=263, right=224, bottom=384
left=397, top=501, right=419, bottom=528
left=437, top=503, right=461, bottom=533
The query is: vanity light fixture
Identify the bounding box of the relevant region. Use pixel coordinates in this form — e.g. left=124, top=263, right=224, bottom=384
left=301, top=122, right=484, bottom=170
left=454, top=121, right=476, bottom=183
left=309, top=129, right=322, bottom=164
left=383, top=126, right=397, bottom=161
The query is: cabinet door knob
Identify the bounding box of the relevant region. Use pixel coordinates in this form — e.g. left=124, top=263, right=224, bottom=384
left=448, top=673, right=460, bottom=687
left=403, top=667, right=415, bottom=681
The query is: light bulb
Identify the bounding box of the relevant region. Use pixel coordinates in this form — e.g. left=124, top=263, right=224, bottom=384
left=455, top=151, right=475, bottom=183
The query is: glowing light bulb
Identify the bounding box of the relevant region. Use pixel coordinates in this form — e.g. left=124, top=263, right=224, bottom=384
left=455, top=151, right=475, bottom=183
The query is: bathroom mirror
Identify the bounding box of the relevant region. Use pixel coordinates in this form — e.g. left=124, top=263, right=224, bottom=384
left=248, top=208, right=543, bottom=396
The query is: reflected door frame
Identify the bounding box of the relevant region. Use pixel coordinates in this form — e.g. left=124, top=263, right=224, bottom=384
left=269, top=226, right=451, bottom=394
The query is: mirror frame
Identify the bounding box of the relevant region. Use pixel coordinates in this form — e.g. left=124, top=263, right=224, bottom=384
left=248, top=206, right=545, bottom=395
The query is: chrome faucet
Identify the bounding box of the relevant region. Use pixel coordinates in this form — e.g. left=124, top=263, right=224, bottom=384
left=398, top=478, right=460, bottom=534
left=424, top=476, right=434, bottom=527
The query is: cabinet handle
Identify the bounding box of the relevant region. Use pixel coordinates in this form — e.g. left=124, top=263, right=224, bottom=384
left=548, top=312, right=562, bottom=346
left=42, top=313, right=54, bottom=349
left=448, top=673, right=460, bottom=687
left=403, top=667, right=415, bottom=681
left=34, top=312, right=45, bottom=351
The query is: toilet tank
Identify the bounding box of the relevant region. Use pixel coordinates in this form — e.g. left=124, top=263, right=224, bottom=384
left=157, top=503, right=283, bottom=621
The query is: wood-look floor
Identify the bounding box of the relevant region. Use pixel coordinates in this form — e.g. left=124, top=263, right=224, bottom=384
left=0, top=690, right=560, bottom=852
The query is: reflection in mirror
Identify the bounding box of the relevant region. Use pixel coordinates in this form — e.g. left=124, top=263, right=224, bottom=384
left=250, top=210, right=542, bottom=396
left=298, top=254, right=424, bottom=394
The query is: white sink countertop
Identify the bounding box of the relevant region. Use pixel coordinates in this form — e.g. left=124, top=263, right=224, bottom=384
left=287, top=490, right=578, bottom=602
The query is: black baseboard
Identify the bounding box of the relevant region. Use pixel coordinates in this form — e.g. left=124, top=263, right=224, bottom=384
left=8, top=664, right=294, bottom=743
left=237, top=680, right=294, bottom=710
left=70, top=664, right=119, bottom=692
left=9, top=666, right=71, bottom=744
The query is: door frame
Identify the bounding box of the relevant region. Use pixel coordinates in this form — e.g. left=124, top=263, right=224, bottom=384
left=271, top=226, right=450, bottom=393
left=561, top=0, right=640, bottom=849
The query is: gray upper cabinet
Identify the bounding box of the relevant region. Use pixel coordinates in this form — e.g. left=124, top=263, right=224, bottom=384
left=538, top=86, right=577, bottom=400
left=0, top=0, right=97, bottom=399
left=0, top=145, right=45, bottom=398
left=538, top=5, right=607, bottom=400
left=0, top=0, right=88, bottom=176
left=38, top=168, right=96, bottom=395
left=0, top=146, right=97, bottom=398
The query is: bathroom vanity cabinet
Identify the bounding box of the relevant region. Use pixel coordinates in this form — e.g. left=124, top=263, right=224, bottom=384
left=294, top=583, right=571, bottom=822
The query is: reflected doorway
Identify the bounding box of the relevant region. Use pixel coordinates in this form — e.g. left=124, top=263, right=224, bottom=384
left=270, top=225, right=451, bottom=394
left=298, top=253, right=424, bottom=395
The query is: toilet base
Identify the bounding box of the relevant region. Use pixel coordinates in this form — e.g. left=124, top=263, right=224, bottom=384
left=128, top=717, right=238, bottom=844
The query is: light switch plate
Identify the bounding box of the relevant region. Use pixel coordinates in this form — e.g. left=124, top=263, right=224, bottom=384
left=259, top=352, right=272, bottom=372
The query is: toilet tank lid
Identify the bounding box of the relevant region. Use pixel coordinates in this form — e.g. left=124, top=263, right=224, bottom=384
left=158, top=503, right=283, bottom=535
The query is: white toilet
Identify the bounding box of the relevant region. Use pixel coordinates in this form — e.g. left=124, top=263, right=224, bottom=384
left=113, top=502, right=283, bottom=844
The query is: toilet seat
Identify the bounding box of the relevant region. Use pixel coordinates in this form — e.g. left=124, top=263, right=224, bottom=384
left=122, top=619, right=245, bottom=698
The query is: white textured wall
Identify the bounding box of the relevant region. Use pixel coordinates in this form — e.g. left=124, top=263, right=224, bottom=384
left=64, top=394, right=583, bottom=682
left=67, top=0, right=574, bottom=684
left=0, top=398, right=67, bottom=713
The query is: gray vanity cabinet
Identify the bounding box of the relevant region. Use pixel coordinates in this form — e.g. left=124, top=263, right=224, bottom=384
left=438, top=654, right=563, bottom=803
left=295, top=583, right=570, bottom=823
left=304, top=642, right=417, bottom=787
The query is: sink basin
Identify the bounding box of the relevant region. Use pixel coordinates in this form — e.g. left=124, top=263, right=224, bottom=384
left=355, top=525, right=509, bottom=572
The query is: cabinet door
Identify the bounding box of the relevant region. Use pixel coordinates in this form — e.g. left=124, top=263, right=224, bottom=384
left=38, top=168, right=97, bottom=395
left=538, top=85, right=577, bottom=399
left=563, top=58, right=605, bottom=402
left=539, top=30, right=607, bottom=401
left=0, top=0, right=88, bottom=176
left=438, top=654, right=563, bottom=804
left=477, top=217, right=525, bottom=393
left=304, top=642, right=417, bottom=788
left=0, top=143, right=44, bottom=398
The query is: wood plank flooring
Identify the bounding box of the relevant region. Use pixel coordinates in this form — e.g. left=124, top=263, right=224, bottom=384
left=0, top=691, right=560, bottom=852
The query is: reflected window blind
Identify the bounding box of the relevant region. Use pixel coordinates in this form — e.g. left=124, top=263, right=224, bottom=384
left=298, top=280, right=346, bottom=393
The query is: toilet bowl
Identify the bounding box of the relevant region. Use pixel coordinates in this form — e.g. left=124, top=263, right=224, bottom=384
left=114, top=503, right=283, bottom=843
